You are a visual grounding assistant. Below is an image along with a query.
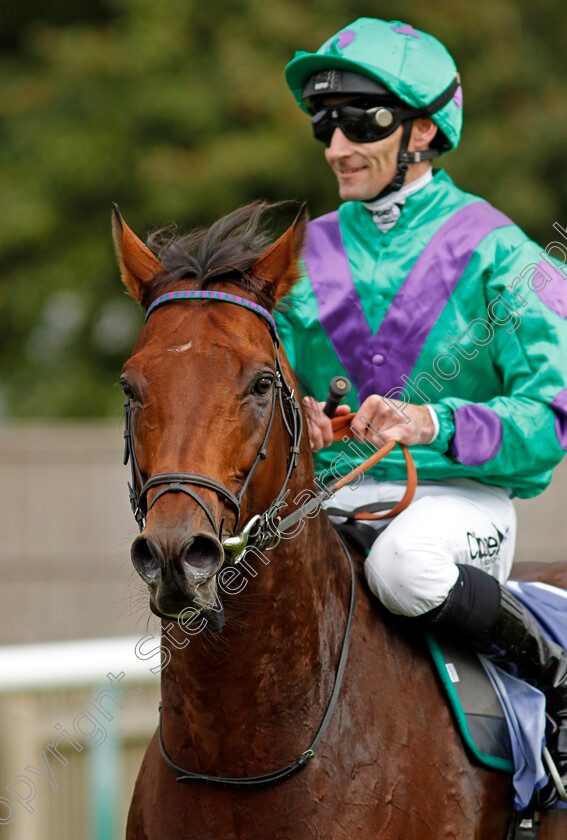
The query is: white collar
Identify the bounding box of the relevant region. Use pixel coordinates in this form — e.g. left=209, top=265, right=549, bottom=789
left=362, top=168, right=433, bottom=214
left=362, top=169, right=433, bottom=233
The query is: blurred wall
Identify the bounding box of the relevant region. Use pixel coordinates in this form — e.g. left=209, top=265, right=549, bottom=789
left=0, top=422, right=144, bottom=645
left=514, top=458, right=567, bottom=564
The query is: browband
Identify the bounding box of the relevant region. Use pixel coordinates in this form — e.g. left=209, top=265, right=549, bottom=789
left=145, top=290, right=279, bottom=342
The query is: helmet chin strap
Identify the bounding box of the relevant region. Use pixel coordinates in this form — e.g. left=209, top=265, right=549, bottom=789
left=361, top=74, right=460, bottom=202
left=367, top=119, right=440, bottom=202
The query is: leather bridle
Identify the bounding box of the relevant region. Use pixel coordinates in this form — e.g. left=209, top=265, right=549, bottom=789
left=123, top=289, right=303, bottom=561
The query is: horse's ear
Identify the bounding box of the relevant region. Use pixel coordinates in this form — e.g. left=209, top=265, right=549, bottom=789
left=112, top=203, right=164, bottom=303
left=252, top=203, right=308, bottom=305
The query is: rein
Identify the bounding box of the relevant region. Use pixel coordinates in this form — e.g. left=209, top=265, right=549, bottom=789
left=270, top=417, right=416, bottom=539
left=327, top=414, right=417, bottom=520
left=124, top=288, right=416, bottom=790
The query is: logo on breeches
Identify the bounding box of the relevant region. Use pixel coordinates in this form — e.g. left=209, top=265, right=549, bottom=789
left=467, top=526, right=506, bottom=567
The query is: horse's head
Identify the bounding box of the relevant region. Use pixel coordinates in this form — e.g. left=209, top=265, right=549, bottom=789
left=113, top=203, right=307, bottom=622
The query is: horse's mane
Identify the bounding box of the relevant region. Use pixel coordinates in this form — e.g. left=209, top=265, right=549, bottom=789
left=143, top=200, right=291, bottom=311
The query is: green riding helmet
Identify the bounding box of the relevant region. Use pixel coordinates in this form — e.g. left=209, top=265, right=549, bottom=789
left=285, top=17, right=462, bottom=155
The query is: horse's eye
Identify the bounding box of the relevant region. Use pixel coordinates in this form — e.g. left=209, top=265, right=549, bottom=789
left=252, top=376, right=274, bottom=397
left=121, top=379, right=138, bottom=403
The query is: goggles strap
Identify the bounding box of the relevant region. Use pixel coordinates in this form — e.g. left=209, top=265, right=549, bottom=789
left=413, top=74, right=461, bottom=120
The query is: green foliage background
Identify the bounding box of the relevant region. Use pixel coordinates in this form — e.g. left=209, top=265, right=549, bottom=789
left=1, top=0, right=566, bottom=418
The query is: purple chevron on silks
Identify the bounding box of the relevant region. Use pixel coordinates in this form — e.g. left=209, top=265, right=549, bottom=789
left=304, top=202, right=514, bottom=403
left=302, top=212, right=376, bottom=398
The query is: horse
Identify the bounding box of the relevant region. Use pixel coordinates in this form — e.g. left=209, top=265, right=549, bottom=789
left=113, top=201, right=567, bottom=839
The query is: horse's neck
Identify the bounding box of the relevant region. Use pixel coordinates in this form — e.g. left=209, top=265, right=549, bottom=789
left=160, top=509, right=351, bottom=769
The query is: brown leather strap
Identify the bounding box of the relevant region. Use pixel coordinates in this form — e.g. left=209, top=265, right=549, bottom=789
left=329, top=413, right=417, bottom=520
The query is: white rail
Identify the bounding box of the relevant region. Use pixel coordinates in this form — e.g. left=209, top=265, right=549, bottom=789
left=0, top=636, right=159, bottom=692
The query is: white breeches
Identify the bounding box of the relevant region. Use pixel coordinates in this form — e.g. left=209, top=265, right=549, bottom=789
left=326, top=477, right=516, bottom=618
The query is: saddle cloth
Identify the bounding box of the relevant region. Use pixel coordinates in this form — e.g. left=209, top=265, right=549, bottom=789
left=428, top=580, right=567, bottom=811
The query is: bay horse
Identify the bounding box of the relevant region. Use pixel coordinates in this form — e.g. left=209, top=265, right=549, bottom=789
left=113, top=201, right=567, bottom=839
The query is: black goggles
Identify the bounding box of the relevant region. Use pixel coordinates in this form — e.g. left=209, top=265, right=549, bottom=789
left=311, top=103, right=411, bottom=145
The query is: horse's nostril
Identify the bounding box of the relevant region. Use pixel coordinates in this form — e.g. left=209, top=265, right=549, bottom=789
left=182, top=535, right=224, bottom=576
left=131, top=533, right=223, bottom=588
left=131, top=536, right=162, bottom=584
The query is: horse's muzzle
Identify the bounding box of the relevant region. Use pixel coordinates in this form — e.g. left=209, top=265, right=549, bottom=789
left=131, top=531, right=225, bottom=604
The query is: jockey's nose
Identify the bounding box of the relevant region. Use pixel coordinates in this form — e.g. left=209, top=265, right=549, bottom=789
left=325, top=127, right=354, bottom=159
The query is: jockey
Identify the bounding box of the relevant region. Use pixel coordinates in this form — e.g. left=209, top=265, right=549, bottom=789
left=277, top=17, right=567, bottom=802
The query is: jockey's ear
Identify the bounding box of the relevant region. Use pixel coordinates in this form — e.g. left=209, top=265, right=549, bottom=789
left=112, top=203, right=164, bottom=303
left=252, top=203, right=308, bottom=306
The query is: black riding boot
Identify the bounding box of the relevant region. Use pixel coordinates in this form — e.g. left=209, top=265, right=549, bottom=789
left=426, top=564, right=567, bottom=805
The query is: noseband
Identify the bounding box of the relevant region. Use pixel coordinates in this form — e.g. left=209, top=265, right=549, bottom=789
left=123, top=290, right=303, bottom=561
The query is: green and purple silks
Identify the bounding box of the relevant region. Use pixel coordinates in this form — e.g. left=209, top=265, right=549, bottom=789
left=274, top=170, right=567, bottom=498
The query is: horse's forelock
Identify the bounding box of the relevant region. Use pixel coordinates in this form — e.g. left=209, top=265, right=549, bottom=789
left=142, top=201, right=292, bottom=311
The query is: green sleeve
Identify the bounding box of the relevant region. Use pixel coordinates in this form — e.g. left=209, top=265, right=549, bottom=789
left=429, top=236, right=567, bottom=492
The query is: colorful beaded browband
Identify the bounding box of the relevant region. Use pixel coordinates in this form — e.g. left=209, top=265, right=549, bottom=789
left=144, top=290, right=278, bottom=339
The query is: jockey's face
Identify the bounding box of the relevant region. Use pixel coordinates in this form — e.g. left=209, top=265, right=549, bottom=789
left=324, top=122, right=403, bottom=202
left=316, top=96, right=436, bottom=201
